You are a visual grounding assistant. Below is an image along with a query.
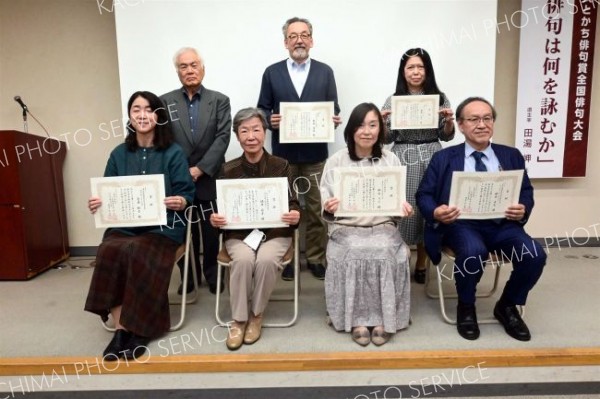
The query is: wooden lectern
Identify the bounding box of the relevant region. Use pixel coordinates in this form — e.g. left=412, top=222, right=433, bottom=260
left=0, top=130, right=69, bottom=280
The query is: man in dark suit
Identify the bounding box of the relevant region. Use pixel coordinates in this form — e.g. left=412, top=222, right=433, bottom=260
left=161, top=47, right=231, bottom=294
left=416, top=97, right=546, bottom=341
left=258, top=17, right=341, bottom=280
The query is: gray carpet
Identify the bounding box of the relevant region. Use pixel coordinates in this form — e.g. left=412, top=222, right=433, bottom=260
left=1, top=247, right=599, bottom=357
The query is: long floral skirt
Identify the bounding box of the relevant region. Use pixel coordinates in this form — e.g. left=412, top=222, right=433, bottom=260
left=325, top=224, right=411, bottom=333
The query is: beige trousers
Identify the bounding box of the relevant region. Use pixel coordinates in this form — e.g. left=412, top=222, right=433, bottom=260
left=225, top=237, right=292, bottom=322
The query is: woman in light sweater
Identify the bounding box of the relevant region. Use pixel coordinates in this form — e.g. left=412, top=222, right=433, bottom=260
left=320, top=103, right=413, bottom=346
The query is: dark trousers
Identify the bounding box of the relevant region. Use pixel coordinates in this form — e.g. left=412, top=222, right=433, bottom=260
left=178, top=199, right=219, bottom=286
left=442, top=220, right=546, bottom=305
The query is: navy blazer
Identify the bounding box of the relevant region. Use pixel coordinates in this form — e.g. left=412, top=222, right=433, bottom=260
left=161, top=86, right=232, bottom=201
left=415, top=143, right=535, bottom=265
left=257, top=59, right=340, bottom=164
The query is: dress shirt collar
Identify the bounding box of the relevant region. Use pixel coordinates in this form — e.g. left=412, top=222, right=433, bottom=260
left=287, top=57, right=311, bottom=70
left=464, top=142, right=493, bottom=159
left=180, top=85, right=202, bottom=102
left=464, top=142, right=500, bottom=172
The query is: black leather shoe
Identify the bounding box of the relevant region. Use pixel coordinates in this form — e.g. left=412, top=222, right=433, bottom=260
left=414, top=268, right=426, bottom=284
left=103, top=329, right=132, bottom=359
left=177, top=281, right=195, bottom=295
left=123, top=334, right=150, bottom=360
left=308, top=263, right=326, bottom=280
left=494, top=301, right=531, bottom=341
left=209, top=281, right=224, bottom=295
left=281, top=264, right=294, bottom=281
left=457, top=303, right=480, bottom=340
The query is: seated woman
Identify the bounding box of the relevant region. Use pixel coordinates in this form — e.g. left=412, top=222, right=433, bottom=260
left=210, top=107, right=300, bottom=351
left=320, top=103, right=413, bottom=346
left=85, top=91, right=195, bottom=360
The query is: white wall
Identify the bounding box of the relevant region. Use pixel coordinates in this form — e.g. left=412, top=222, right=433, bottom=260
left=114, top=0, right=497, bottom=159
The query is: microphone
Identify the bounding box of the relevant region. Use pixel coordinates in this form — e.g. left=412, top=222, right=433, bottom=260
left=14, top=95, right=28, bottom=111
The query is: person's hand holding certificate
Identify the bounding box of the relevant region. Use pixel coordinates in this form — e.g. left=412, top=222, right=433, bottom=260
left=90, top=174, right=167, bottom=228
left=391, top=94, right=439, bottom=130
left=279, top=101, right=335, bottom=143
left=332, top=166, right=407, bottom=217
left=449, top=170, right=524, bottom=219
left=215, top=177, right=289, bottom=229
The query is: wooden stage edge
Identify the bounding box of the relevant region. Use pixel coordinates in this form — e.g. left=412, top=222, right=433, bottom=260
left=1, top=347, right=599, bottom=376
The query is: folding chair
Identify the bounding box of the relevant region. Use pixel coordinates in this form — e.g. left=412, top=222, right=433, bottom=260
left=424, top=247, right=524, bottom=325
left=102, top=207, right=198, bottom=332
left=215, top=230, right=300, bottom=328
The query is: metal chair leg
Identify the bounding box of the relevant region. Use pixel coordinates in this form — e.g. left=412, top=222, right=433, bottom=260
left=428, top=251, right=524, bottom=325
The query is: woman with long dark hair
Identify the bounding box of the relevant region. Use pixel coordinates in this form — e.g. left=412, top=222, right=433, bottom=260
left=381, top=48, right=455, bottom=284
left=85, top=91, right=195, bottom=360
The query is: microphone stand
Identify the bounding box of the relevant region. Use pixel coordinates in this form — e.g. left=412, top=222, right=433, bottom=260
left=22, top=108, right=28, bottom=133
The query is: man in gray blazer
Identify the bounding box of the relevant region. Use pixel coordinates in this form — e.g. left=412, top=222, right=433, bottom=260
left=161, top=47, right=232, bottom=294
left=258, top=17, right=341, bottom=281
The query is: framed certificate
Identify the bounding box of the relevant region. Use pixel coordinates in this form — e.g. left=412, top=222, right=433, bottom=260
left=333, top=166, right=407, bottom=217
left=279, top=101, right=335, bottom=143
left=449, top=170, right=524, bottom=219
left=216, top=177, right=289, bottom=229
left=90, top=174, right=167, bottom=228
left=391, top=94, right=439, bottom=130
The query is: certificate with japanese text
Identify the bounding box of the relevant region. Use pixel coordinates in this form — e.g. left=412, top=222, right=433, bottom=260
left=216, top=177, right=289, bottom=229
left=279, top=101, right=335, bottom=143
left=333, top=166, right=407, bottom=217
left=391, top=94, right=439, bottom=130
left=449, top=170, right=524, bottom=219
left=90, top=174, right=167, bottom=228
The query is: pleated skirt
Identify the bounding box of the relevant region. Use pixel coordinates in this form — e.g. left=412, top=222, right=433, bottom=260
left=84, top=231, right=178, bottom=338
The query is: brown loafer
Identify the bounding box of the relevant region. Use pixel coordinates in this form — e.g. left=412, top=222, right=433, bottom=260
left=226, top=321, right=247, bottom=351
left=371, top=326, right=392, bottom=346
left=351, top=326, right=370, bottom=346
left=244, top=313, right=263, bottom=345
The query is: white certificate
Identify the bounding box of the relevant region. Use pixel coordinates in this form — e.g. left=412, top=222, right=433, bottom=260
left=449, top=170, right=524, bottom=219
left=216, top=177, right=289, bottom=229
left=90, top=174, right=167, bottom=228
left=391, top=94, right=439, bottom=130
left=279, top=101, right=335, bottom=143
left=333, top=166, right=407, bottom=217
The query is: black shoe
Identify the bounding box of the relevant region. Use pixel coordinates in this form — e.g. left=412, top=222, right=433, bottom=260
left=457, top=303, right=480, bottom=340
left=209, top=281, right=224, bottom=295
left=123, top=334, right=150, bottom=360
left=177, top=283, right=195, bottom=295
left=414, top=268, right=426, bottom=284
left=494, top=301, right=531, bottom=341
left=281, top=264, right=294, bottom=281
left=308, top=263, right=326, bottom=280
left=103, top=329, right=132, bottom=359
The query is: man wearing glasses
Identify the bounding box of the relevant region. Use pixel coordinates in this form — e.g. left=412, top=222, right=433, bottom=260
left=416, top=97, right=546, bottom=342
left=161, top=47, right=232, bottom=295
left=257, top=17, right=341, bottom=281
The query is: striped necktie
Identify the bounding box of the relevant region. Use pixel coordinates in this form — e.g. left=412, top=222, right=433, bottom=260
left=472, top=151, right=487, bottom=172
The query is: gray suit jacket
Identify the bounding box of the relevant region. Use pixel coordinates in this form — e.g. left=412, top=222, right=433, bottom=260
left=161, top=86, right=232, bottom=200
